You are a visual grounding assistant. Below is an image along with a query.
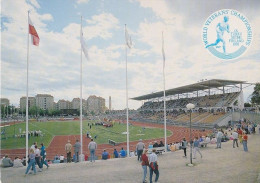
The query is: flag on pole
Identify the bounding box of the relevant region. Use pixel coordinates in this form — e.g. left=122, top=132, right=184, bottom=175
left=28, top=16, right=39, bottom=46
left=125, top=27, right=132, bottom=49
left=80, top=28, right=89, bottom=60
left=162, top=32, right=165, bottom=68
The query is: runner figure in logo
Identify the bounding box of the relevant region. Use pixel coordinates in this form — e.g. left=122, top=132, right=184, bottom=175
left=206, top=16, right=230, bottom=54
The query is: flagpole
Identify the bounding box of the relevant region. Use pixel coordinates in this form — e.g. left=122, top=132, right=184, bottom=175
left=125, top=24, right=130, bottom=157
left=162, top=31, right=167, bottom=152
left=26, top=10, right=30, bottom=165
left=80, top=16, right=83, bottom=158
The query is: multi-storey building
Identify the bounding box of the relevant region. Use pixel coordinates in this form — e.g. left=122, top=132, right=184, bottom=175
left=71, top=98, right=88, bottom=113
left=86, top=95, right=106, bottom=114
left=20, top=97, right=36, bottom=111
left=57, top=99, right=71, bottom=110
left=1, top=98, right=10, bottom=106
left=35, top=94, right=54, bottom=110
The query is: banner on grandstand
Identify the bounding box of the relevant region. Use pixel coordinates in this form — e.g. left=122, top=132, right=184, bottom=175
left=202, top=9, right=252, bottom=60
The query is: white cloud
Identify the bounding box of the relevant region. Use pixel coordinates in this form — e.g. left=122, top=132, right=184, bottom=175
left=84, top=13, right=120, bottom=39
left=76, top=0, right=89, bottom=4
left=29, top=0, right=40, bottom=9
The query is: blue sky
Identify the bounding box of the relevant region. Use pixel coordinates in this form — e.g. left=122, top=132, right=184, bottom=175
left=1, top=0, right=260, bottom=109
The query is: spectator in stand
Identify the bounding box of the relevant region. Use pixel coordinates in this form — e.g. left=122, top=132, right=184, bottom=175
left=2, top=155, right=13, bottom=167
left=13, top=157, right=23, bottom=168
left=158, top=141, right=164, bottom=147
left=141, top=149, right=149, bottom=183
left=242, top=132, right=248, bottom=152
left=25, top=149, right=36, bottom=176
left=65, top=140, right=72, bottom=163
left=136, top=139, right=145, bottom=161
left=237, top=128, right=243, bottom=143
left=148, top=149, right=159, bottom=183
left=74, top=139, right=81, bottom=163
left=232, top=131, right=239, bottom=148
left=34, top=145, right=43, bottom=172
left=88, top=139, right=97, bottom=162
left=102, top=149, right=109, bottom=160
left=40, top=143, right=49, bottom=168
left=113, top=149, right=119, bottom=158
left=193, top=137, right=202, bottom=159
left=181, top=138, right=187, bottom=157
left=120, top=147, right=126, bottom=158
left=60, top=155, right=64, bottom=163
left=216, top=129, right=223, bottom=149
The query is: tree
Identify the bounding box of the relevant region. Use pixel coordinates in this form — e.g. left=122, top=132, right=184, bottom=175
left=244, top=103, right=251, bottom=107
left=251, top=83, right=260, bottom=106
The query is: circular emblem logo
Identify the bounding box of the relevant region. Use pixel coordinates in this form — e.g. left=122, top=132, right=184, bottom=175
left=202, top=9, right=252, bottom=60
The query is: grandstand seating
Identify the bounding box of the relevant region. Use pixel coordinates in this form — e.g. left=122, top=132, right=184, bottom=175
left=136, top=92, right=240, bottom=124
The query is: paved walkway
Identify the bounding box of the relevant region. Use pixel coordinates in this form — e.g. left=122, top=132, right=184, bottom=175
left=1, top=133, right=260, bottom=183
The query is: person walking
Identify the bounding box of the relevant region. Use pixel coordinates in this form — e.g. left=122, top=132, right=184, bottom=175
left=148, top=149, right=159, bottom=183
left=181, top=138, right=187, bottom=157
left=73, top=139, right=81, bottom=163
left=88, top=139, right=97, bottom=162
left=25, top=148, right=36, bottom=176
left=40, top=143, right=49, bottom=168
left=232, top=131, right=239, bottom=148
left=216, top=129, right=223, bottom=149
left=141, top=149, right=149, bottom=183
left=242, top=132, right=248, bottom=152
left=65, top=140, right=72, bottom=163
left=136, top=139, right=145, bottom=161
left=237, top=128, right=243, bottom=143
left=34, top=145, right=43, bottom=172
left=193, top=137, right=202, bottom=159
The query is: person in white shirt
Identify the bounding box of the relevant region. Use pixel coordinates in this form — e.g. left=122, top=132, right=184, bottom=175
left=232, top=131, right=239, bottom=148
left=60, top=155, right=64, bottom=163
left=148, top=149, right=159, bottom=183
left=34, top=145, right=42, bottom=171
left=30, top=142, right=37, bottom=151
left=205, top=136, right=211, bottom=143
left=13, top=157, right=23, bottom=168
left=216, top=130, right=223, bottom=149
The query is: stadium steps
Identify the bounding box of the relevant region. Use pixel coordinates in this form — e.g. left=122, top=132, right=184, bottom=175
left=197, top=113, right=212, bottom=123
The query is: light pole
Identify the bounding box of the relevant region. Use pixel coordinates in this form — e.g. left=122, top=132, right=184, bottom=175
left=186, top=103, right=195, bottom=166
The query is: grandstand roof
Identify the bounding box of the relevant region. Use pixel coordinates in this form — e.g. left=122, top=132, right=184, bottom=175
left=131, top=79, right=246, bottom=101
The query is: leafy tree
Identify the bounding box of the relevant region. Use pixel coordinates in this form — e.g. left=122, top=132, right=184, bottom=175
left=251, top=83, right=260, bottom=106
left=29, top=106, right=38, bottom=116
left=244, top=103, right=251, bottom=107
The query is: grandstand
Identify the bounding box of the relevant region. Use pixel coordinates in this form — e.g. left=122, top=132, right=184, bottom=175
left=131, top=79, right=250, bottom=128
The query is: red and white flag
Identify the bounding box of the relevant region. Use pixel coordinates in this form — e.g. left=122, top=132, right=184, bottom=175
left=28, top=16, right=39, bottom=46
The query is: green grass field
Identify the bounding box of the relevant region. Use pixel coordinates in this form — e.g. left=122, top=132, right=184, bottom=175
left=1, top=121, right=172, bottom=149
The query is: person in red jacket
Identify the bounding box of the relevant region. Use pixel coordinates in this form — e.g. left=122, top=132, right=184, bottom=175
left=242, top=133, right=248, bottom=152
left=141, top=149, right=149, bottom=183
